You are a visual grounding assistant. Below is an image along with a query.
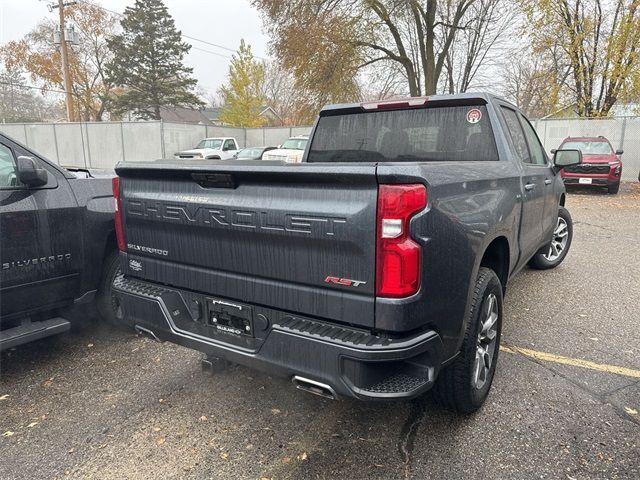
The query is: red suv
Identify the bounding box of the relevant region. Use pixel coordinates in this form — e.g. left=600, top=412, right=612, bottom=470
left=556, top=136, right=623, bottom=194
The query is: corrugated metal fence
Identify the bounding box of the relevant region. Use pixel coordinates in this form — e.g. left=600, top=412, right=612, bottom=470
left=0, top=121, right=312, bottom=170
left=0, top=118, right=638, bottom=180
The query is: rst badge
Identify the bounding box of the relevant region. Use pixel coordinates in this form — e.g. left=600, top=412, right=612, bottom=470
left=324, top=276, right=367, bottom=287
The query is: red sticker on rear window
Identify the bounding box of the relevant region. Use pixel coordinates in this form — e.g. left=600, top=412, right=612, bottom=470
left=466, top=108, right=482, bottom=124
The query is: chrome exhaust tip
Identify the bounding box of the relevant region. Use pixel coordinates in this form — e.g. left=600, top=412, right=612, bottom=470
left=292, top=375, right=337, bottom=400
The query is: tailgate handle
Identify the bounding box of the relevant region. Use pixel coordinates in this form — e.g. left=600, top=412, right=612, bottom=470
left=191, top=173, right=236, bottom=189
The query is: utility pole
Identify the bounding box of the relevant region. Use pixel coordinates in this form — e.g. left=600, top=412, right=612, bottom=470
left=50, top=0, right=76, bottom=122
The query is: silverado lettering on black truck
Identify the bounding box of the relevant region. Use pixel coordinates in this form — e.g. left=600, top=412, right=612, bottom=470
left=111, top=93, right=581, bottom=413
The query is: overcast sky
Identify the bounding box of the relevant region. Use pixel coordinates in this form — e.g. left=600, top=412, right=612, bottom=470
left=0, top=0, right=271, bottom=98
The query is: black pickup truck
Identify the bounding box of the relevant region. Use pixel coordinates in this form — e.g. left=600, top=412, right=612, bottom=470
left=111, top=94, right=582, bottom=412
left=0, top=133, right=120, bottom=349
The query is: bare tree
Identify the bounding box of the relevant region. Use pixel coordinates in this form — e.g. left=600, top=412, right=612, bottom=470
left=523, top=0, right=640, bottom=117
left=443, top=0, right=516, bottom=93
left=253, top=0, right=508, bottom=101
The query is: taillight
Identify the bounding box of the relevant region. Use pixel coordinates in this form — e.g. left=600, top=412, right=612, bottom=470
left=376, top=184, right=427, bottom=297
left=112, top=176, right=126, bottom=252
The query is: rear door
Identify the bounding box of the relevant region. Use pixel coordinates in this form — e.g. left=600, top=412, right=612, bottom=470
left=118, top=163, right=378, bottom=327
left=519, top=114, right=557, bottom=239
left=499, top=106, right=547, bottom=260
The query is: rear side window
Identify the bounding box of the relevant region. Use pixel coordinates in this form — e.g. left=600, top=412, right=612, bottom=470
left=307, top=105, right=498, bottom=163
left=501, top=107, right=531, bottom=163
left=520, top=115, right=547, bottom=165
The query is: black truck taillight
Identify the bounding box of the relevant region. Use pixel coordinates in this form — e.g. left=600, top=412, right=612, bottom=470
left=112, top=176, right=126, bottom=252
left=376, top=184, right=426, bottom=297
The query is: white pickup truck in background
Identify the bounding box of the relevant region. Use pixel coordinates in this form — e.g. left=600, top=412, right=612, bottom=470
left=174, top=137, right=239, bottom=160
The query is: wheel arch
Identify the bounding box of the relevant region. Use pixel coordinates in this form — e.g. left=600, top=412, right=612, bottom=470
left=479, top=236, right=510, bottom=292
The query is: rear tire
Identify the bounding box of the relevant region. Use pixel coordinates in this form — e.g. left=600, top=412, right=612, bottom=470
left=96, top=251, right=128, bottom=328
left=607, top=182, right=620, bottom=194
left=528, top=206, right=573, bottom=270
left=433, top=267, right=502, bottom=413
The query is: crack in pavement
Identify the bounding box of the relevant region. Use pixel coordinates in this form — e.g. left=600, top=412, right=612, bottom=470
left=397, top=397, right=429, bottom=478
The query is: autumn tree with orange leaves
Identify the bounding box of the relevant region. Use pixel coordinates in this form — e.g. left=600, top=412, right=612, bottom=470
left=1, top=1, right=119, bottom=121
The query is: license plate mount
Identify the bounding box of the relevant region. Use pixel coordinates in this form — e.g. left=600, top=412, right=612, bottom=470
left=206, top=298, right=254, bottom=337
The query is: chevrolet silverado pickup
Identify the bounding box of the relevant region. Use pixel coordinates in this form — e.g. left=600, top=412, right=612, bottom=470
left=0, top=133, right=121, bottom=350
left=111, top=94, right=582, bottom=412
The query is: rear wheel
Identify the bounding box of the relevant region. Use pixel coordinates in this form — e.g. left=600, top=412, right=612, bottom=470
left=528, top=206, right=573, bottom=270
left=433, top=267, right=502, bottom=413
left=96, top=251, right=128, bottom=328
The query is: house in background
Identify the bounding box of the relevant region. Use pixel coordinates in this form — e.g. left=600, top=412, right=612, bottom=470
left=159, top=106, right=213, bottom=124
left=202, top=105, right=283, bottom=127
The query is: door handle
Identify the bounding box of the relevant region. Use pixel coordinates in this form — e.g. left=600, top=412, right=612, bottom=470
left=524, top=183, right=536, bottom=191
left=544, top=179, right=552, bottom=185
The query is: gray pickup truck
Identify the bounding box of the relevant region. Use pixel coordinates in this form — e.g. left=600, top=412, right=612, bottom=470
left=111, top=93, right=581, bottom=413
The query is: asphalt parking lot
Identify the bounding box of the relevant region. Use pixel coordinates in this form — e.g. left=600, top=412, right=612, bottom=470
left=1, top=182, right=639, bottom=480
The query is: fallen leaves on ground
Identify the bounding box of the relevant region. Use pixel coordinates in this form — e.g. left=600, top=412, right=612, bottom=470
left=270, top=408, right=281, bottom=415
left=26, top=422, right=38, bottom=428
left=624, top=407, right=638, bottom=416
left=2, top=431, right=15, bottom=437
left=156, top=436, right=166, bottom=446
left=0, top=394, right=8, bottom=401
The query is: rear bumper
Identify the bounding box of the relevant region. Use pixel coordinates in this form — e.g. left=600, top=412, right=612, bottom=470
left=113, top=275, right=444, bottom=400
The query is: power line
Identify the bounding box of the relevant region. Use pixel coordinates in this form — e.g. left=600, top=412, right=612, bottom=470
left=0, top=80, right=72, bottom=96
left=76, top=0, right=267, bottom=61
left=190, top=46, right=232, bottom=59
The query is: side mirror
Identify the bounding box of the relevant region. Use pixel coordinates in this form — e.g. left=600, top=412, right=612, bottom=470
left=553, top=149, right=582, bottom=171
left=615, top=149, right=624, bottom=155
left=17, top=156, right=48, bottom=187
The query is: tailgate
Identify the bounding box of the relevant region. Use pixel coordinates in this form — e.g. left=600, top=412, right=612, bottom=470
left=116, top=162, right=378, bottom=327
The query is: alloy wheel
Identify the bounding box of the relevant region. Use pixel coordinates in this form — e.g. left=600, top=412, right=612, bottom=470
left=543, top=216, right=569, bottom=262
left=473, top=293, right=499, bottom=390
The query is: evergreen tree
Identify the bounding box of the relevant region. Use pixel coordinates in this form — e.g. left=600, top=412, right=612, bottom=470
left=219, top=40, right=266, bottom=127
left=106, top=0, right=203, bottom=119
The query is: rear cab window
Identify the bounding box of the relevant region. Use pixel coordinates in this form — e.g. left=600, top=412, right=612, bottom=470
left=307, top=104, right=499, bottom=163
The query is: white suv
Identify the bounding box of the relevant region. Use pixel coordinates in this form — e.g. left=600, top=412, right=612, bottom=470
left=262, top=135, right=308, bottom=163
